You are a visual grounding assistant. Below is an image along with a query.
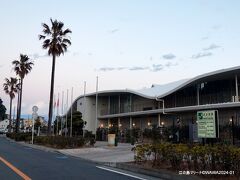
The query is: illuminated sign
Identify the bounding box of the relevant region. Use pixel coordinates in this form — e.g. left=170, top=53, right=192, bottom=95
left=197, top=110, right=219, bottom=138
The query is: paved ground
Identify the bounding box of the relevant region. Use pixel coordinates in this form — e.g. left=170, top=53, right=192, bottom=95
left=59, top=141, right=135, bottom=163
left=0, top=135, right=159, bottom=180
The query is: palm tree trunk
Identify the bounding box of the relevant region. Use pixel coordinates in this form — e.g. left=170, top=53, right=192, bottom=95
left=16, top=79, right=23, bottom=133
left=15, top=88, right=20, bottom=133
left=8, top=98, right=12, bottom=133
left=48, top=54, right=56, bottom=135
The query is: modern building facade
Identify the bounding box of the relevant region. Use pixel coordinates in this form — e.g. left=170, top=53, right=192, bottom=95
left=0, top=119, right=9, bottom=133
left=68, top=66, right=240, bottom=141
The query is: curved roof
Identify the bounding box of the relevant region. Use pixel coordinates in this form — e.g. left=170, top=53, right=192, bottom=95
left=67, top=65, right=240, bottom=114
left=156, top=65, right=240, bottom=98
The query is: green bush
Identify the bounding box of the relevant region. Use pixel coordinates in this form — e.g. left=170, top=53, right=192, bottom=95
left=134, top=143, right=240, bottom=176
left=34, top=136, right=85, bottom=149
left=6, top=132, right=32, bottom=141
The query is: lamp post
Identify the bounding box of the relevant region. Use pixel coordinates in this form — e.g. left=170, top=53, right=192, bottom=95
left=230, top=116, right=235, bottom=145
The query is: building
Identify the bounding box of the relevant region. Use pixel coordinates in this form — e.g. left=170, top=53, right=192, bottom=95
left=0, top=119, right=9, bottom=133
left=22, top=116, right=47, bottom=132
left=68, top=66, right=240, bottom=142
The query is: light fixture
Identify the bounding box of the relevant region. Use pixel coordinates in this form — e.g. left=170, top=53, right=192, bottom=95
left=108, top=124, right=112, bottom=127
left=147, top=122, right=151, bottom=126
left=161, top=122, right=164, bottom=126
left=133, top=123, right=135, bottom=127
left=100, top=124, right=104, bottom=128
left=119, top=123, right=122, bottom=127
left=229, top=118, right=232, bottom=122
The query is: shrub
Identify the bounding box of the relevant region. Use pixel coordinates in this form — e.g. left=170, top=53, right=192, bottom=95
left=6, top=132, right=32, bottom=141
left=133, top=142, right=240, bottom=176
left=34, top=136, right=85, bottom=149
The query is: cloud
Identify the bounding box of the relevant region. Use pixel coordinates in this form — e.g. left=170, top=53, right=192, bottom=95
left=162, top=53, right=176, bottom=60
left=151, top=64, right=163, bottom=72
left=109, top=29, right=119, bottom=34
left=98, top=63, right=176, bottom=72
left=192, top=52, right=213, bottom=59
left=129, top=66, right=149, bottom=71
left=202, top=44, right=221, bottom=51
left=99, top=67, right=115, bottom=71
left=165, top=62, right=178, bottom=68
left=29, top=53, right=48, bottom=59
left=117, top=67, right=127, bottom=70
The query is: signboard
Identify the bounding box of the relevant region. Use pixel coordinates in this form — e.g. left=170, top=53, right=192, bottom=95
left=197, top=110, right=219, bottom=138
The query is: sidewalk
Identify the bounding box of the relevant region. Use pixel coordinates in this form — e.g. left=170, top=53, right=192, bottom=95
left=58, top=141, right=135, bottom=163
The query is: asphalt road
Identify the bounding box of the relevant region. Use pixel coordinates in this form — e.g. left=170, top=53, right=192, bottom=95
left=0, top=136, right=157, bottom=180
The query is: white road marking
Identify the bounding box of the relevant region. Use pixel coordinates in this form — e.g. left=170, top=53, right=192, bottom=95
left=96, top=166, right=147, bottom=180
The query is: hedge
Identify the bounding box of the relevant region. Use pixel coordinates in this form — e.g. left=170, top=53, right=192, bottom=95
left=133, top=143, right=240, bottom=176
left=33, top=136, right=85, bottom=149
left=6, top=132, right=32, bottom=141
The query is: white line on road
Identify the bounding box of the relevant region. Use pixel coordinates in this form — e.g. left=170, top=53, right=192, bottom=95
left=96, top=166, right=147, bottom=180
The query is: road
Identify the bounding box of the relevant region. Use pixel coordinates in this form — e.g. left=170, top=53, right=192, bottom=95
left=0, top=136, right=157, bottom=180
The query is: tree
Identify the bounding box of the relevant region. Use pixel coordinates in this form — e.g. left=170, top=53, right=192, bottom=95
left=39, top=19, right=72, bottom=135
left=3, top=77, right=18, bottom=132
left=67, top=111, right=86, bottom=136
left=12, top=54, right=34, bottom=133
left=0, top=98, right=6, bottom=120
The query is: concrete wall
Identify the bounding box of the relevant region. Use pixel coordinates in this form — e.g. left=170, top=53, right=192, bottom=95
left=77, top=96, right=96, bottom=133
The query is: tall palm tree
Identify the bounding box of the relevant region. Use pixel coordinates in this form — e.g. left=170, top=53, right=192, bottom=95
left=39, top=19, right=72, bottom=134
left=12, top=54, right=34, bottom=133
left=3, top=77, right=18, bottom=132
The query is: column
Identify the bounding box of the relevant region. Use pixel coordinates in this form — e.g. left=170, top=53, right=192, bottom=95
left=108, top=119, right=110, bottom=128
left=129, top=95, right=132, bottom=112
left=108, top=96, right=111, bottom=114
left=197, top=84, right=200, bottom=105
left=129, top=117, right=132, bottom=129
left=158, top=114, right=161, bottom=127
left=118, top=94, right=121, bottom=113
left=118, top=117, right=120, bottom=128
left=235, top=75, right=239, bottom=102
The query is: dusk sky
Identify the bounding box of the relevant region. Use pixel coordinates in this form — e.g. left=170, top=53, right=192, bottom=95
left=1, top=0, right=240, bottom=117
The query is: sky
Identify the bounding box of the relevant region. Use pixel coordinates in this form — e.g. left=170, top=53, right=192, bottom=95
left=1, top=0, right=240, bottom=118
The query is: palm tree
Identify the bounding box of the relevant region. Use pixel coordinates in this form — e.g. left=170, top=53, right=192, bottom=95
left=12, top=54, right=34, bottom=133
left=39, top=19, right=72, bottom=134
left=3, top=77, right=18, bottom=132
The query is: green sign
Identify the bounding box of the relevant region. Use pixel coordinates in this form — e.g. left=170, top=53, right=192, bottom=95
left=197, top=110, right=218, bottom=138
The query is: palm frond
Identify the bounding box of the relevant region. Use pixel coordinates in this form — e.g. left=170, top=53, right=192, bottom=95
left=39, top=35, right=46, bottom=40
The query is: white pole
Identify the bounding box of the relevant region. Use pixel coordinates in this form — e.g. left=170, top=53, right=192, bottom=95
left=32, top=115, right=35, bottom=144
left=70, top=87, right=73, bottom=137
left=61, top=91, right=64, bottom=136
left=65, top=89, right=69, bottom=136
left=95, top=76, right=98, bottom=139
left=83, top=81, right=86, bottom=137
left=56, top=93, right=59, bottom=135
